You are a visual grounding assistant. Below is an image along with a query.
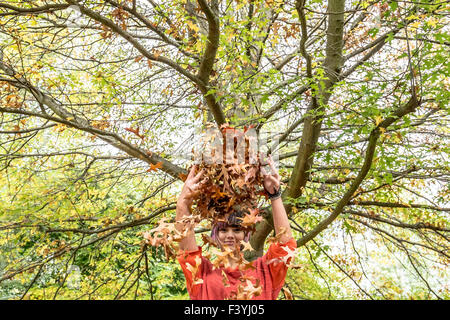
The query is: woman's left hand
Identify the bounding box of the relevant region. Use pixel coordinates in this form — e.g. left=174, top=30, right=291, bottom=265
left=260, top=153, right=280, bottom=194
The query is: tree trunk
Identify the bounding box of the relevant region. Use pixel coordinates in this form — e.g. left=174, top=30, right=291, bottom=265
left=249, top=0, right=346, bottom=257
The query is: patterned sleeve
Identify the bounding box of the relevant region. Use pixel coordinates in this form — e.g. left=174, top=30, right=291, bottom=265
left=176, top=246, right=204, bottom=295
left=264, top=238, right=297, bottom=291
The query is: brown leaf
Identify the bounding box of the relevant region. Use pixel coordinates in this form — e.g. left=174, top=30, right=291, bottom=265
left=240, top=240, right=254, bottom=253
left=125, top=127, right=145, bottom=140
left=201, top=234, right=218, bottom=247
left=178, top=172, right=188, bottom=182
left=240, top=207, right=262, bottom=227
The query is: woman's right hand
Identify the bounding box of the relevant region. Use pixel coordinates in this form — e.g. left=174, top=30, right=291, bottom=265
left=178, top=165, right=207, bottom=207
left=176, top=165, right=207, bottom=251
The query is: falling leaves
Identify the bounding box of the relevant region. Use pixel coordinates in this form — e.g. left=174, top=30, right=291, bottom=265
left=210, top=246, right=236, bottom=269
left=229, top=278, right=262, bottom=300
left=0, top=0, right=448, bottom=302
left=178, top=172, right=188, bottom=182
left=238, top=258, right=256, bottom=272
left=143, top=217, right=183, bottom=260
left=191, top=124, right=265, bottom=233
left=201, top=234, right=218, bottom=247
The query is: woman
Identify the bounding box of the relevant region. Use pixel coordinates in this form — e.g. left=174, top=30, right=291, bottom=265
left=176, top=155, right=296, bottom=300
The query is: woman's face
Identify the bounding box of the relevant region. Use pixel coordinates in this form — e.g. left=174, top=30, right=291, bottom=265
left=217, top=225, right=245, bottom=249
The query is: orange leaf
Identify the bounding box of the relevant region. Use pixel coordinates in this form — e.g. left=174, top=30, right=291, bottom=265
left=240, top=207, right=262, bottom=227
left=240, top=240, right=254, bottom=253
left=125, top=127, right=145, bottom=140
left=147, top=161, right=163, bottom=172
left=178, top=172, right=188, bottom=182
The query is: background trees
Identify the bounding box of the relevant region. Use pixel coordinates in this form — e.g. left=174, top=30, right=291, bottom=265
left=0, top=0, right=448, bottom=299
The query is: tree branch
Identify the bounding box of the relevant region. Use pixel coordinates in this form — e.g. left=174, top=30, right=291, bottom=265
left=0, top=60, right=185, bottom=180
left=64, top=0, right=200, bottom=85
left=196, top=0, right=226, bottom=126
left=297, top=95, right=420, bottom=247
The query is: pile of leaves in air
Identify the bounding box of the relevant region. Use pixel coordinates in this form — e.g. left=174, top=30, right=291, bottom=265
left=192, top=124, right=266, bottom=235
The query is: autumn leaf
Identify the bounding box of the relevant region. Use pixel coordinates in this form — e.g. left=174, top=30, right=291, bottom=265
left=147, top=161, right=163, bottom=172
left=125, top=126, right=145, bottom=140
left=239, top=207, right=262, bottom=227
left=186, top=255, right=203, bottom=285
left=143, top=218, right=183, bottom=259
left=211, top=246, right=237, bottom=269
left=248, top=280, right=262, bottom=298
left=240, top=240, right=254, bottom=253
left=152, top=49, right=162, bottom=60
left=266, top=227, right=288, bottom=245
left=201, top=234, right=218, bottom=247
left=178, top=172, right=188, bottom=182
left=238, top=259, right=256, bottom=271
left=221, top=270, right=230, bottom=287
left=233, top=279, right=262, bottom=300
left=193, top=278, right=204, bottom=285
left=267, top=244, right=299, bottom=266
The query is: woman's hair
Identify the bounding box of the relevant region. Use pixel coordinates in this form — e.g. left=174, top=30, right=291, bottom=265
left=210, top=211, right=252, bottom=243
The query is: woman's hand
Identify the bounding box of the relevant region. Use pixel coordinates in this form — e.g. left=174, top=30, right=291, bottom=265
left=177, top=165, right=206, bottom=251
left=260, top=154, right=293, bottom=242
left=260, top=153, right=280, bottom=195
left=178, top=165, right=208, bottom=207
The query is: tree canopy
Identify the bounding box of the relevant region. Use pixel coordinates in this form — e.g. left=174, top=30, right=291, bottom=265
left=0, top=0, right=448, bottom=299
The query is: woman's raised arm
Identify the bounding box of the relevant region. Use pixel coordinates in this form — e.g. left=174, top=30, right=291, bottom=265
left=261, top=154, right=293, bottom=244
left=176, top=165, right=207, bottom=251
